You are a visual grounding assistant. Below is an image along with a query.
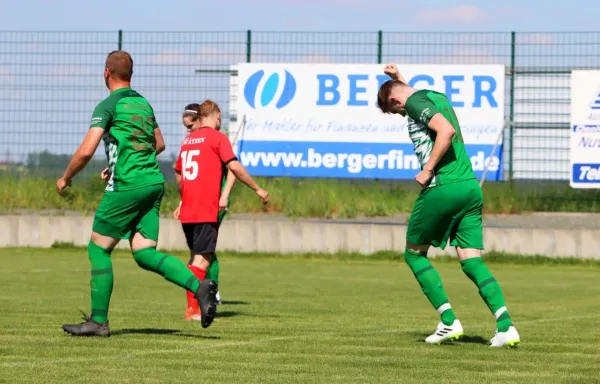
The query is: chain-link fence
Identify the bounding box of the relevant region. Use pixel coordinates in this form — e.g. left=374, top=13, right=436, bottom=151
left=0, top=31, right=599, bottom=203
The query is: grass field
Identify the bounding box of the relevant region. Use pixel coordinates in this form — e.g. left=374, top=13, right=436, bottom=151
left=1, top=248, right=600, bottom=383
left=1, top=174, right=599, bottom=218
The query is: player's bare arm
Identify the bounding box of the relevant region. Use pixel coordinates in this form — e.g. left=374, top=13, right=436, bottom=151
left=153, top=127, right=166, bottom=155
left=172, top=170, right=183, bottom=219
left=174, top=169, right=183, bottom=192
left=56, top=127, right=104, bottom=196
left=415, top=114, right=456, bottom=188
left=227, top=161, right=269, bottom=204
left=219, top=170, right=236, bottom=211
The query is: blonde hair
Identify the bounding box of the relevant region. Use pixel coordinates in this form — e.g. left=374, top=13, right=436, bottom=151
left=196, top=99, right=220, bottom=120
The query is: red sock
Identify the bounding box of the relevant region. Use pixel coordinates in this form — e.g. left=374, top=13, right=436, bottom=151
left=186, top=265, right=206, bottom=310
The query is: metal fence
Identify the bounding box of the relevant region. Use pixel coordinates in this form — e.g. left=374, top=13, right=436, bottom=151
left=0, top=31, right=599, bottom=193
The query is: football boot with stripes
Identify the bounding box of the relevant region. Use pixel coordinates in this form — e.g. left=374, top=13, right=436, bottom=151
left=425, top=320, right=464, bottom=344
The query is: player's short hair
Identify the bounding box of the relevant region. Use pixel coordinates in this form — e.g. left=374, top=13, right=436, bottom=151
left=105, top=51, right=133, bottom=81
left=183, top=103, right=200, bottom=118
left=196, top=100, right=221, bottom=120
left=377, top=79, right=403, bottom=114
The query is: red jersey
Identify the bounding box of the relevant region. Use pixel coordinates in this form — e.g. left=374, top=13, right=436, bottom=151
left=175, top=127, right=237, bottom=223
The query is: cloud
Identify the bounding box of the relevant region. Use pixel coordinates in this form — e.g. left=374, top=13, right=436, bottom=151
left=416, top=5, right=486, bottom=25
left=253, top=0, right=399, bottom=9
left=146, top=46, right=247, bottom=66
left=147, top=50, right=186, bottom=65
left=517, top=33, right=555, bottom=45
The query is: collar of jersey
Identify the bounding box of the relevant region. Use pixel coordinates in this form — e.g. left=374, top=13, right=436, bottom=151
left=111, top=87, right=132, bottom=94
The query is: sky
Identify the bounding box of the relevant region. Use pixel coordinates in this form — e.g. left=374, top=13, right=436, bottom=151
left=0, top=0, right=597, bottom=32
left=0, top=0, right=597, bottom=181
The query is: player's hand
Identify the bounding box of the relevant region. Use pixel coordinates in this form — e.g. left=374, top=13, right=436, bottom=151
left=415, top=169, right=434, bottom=188
left=173, top=205, right=181, bottom=219
left=100, top=167, right=111, bottom=182
left=56, top=177, right=71, bottom=196
left=219, top=195, right=229, bottom=212
left=255, top=188, right=269, bottom=204
left=384, top=64, right=400, bottom=80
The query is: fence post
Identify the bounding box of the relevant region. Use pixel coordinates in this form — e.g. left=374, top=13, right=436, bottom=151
left=508, top=31, right=516, bottom=182
left=118, top=29, right=123, bottom=50
left=246, top=30, right=252, bottom=63
left=377, top=30, right=383, bottom=64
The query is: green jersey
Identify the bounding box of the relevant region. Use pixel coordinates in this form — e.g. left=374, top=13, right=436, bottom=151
left=404, top=89, right=475, bottom=187
left=90, top=87, right=165, bottom=192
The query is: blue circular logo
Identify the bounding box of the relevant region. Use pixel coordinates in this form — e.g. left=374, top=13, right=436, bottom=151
left=244, top=70, right=297, bottom=109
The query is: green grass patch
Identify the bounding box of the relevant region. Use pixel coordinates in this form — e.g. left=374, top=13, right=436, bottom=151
left=19, top=246, right=600, bottom=267
left=1, top=174, right=599, bottom=218
left=1, top=247, right=599, bottom=383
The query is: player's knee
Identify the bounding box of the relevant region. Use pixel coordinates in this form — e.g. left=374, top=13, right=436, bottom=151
left=130, top=232, right=157, bottom=252
left=455, top=247, right=481, bottom=261
left=90, top=231, right=119, bottom=250
left=131, top=247, right=158, bottom=271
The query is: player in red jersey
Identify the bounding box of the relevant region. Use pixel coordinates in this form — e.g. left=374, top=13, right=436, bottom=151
left=174, top=100, right=268, bottom=328
left=175, top=103, right=236, bottom=320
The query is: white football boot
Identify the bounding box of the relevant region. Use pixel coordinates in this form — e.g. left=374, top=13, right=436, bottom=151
left=425, top=320, right=464, bottom=344
left=490, top=326, right=520, bottom=348
left=215, top=290, right=221, bottom=305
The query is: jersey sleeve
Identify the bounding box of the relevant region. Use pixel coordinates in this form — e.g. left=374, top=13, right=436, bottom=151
left=149, top=106, right=159, bottom=129
left=149, top=115, right=159, bottom=129
left=405, top=92, right=441, bottom=126
left=217, top=134, right=238, bottom=164
left=89, top=99, right=113, bottom=130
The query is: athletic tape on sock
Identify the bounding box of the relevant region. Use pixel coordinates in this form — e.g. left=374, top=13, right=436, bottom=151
left=437, top=303, right=452, bottom=314
left=494, top=306, right=508, bottom=319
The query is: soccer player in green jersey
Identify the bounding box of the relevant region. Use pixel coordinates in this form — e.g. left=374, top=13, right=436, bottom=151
left=56, top=51, right=218, bottom=335
left=175, top=104, right=236, bottom=320
left=377, top=64, right=520, bottom=348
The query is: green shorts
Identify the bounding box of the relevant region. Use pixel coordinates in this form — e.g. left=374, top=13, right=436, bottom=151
left=92, top=183, right=165, bottom=241
left=406, top=178, right=484, bottom=250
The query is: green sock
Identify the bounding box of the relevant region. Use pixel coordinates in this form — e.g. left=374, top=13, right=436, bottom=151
left=206, top=254, right=220, bottom=283
left=461, top=257, right=513, bottom=332
left=404, top=248, right=456, bottom=326
left=88, top=241, right=113, bottom=324
left=132, top=247, right=200, bottom=293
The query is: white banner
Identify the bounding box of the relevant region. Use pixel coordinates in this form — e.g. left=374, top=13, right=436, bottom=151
left=570, top=70, right=600, bottom=188
left=232, top=63, right=505, bottom=180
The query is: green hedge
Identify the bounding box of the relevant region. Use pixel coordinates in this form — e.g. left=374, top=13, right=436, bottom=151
left=1, top=174, right=598, bottom=218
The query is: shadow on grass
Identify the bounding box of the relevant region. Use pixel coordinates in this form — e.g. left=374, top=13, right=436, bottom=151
left=457, top=335, right=489, bottom=345
left=411, top=333, right=488, bottom=346
left=111, top=328, right=220, bottom=339
left=215, top=311, right=243, bottom=318
left=215, top=311, right=283, bottom=319
left=221, top=300, right=250, bottom=305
